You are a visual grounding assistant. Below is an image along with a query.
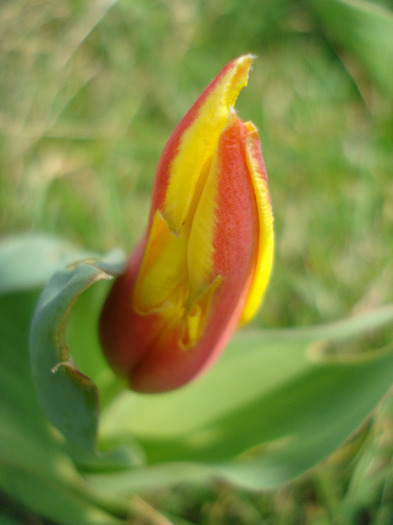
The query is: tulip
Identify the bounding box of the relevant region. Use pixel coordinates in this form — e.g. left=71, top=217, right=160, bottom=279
left=99, top=55, right=274, bottom=393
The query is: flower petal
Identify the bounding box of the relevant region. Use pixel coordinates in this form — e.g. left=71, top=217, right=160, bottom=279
left=153, top=55, right=254, bottom=235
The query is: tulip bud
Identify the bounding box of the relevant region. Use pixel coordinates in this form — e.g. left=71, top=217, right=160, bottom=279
left=99, top=55, right=274, bottom=393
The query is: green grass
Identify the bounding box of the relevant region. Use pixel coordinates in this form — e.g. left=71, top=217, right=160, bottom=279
left=1, top=0, right=393, bottom=523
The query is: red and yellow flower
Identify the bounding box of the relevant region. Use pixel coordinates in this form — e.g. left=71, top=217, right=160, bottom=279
left=99, top=55, right=274, bottom=393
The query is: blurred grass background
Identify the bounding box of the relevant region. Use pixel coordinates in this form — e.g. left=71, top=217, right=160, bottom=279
left=1, top=0, right=393, bottom=523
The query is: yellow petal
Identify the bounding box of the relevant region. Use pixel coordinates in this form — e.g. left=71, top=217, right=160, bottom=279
left=239, top=123, right=274, bottom=324
left=132, top=210, right=189, bottom=315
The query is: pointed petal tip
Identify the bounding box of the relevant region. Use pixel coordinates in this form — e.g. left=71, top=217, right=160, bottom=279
left=234, top=53, right=256, bottom=66
left=229, top=54, right=254, bottom=80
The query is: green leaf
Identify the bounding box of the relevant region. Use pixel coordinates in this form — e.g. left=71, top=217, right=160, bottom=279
left=15, top=235, right=393, bottom=494
left=92, top=307, right=393, bottom=492
left=311, top=0, right=393, bottom=97
left=0, top=291, right=130, bottom=524
left=29, top=250, right=126, bottom=456
left=0, top=237, right=163, bottom=523
left=0, top=233, right=93, bottom=294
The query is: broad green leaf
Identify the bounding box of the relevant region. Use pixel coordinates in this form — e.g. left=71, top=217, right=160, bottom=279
left=311, top=0, right=393, bottom=97
left=29, top=250, right=126, bottom=457
left=0, top=291, right=130, bottom=524
left=0, top=233, right=93, bottom=294
left=14, top=238, right=393, bottom=495
left=0, top=237, right=167, bottom=523
left=93, top=307, right=393, bottom=491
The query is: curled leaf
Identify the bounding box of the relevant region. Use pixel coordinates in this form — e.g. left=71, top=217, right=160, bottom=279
left=30, top=251, right=125, bottom=454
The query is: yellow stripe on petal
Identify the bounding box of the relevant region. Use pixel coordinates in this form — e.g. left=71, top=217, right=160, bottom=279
left=163, top=55, right=253, bottom=235
left=133, top=210, right=189, bottom=315
left=187, top=153, right=219, bottom=303
left=239, top=123, right=274, bottom=325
